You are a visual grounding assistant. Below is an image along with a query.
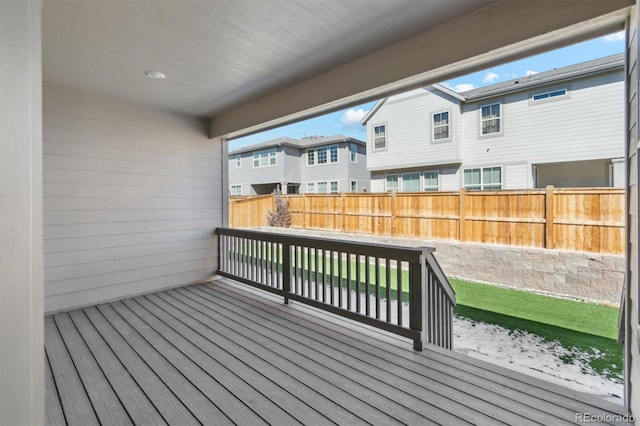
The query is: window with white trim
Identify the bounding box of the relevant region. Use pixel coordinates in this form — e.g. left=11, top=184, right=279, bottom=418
left=329, top=145, right=338, bottom=163
left=532, top=88, right=567, bottom=102
left=230, top=185, right=242, bottom=196
left=349, top=144, right=357, bottom=163
left=330, top=181, right=338, bottom=193
left=317, top=181, right=328, bottom=194
left=480, top=103, right=501, bottom=135
left=386, top=174, right=398, bottom=191
left=253, top=149, right=277, bottom=168
left=432, top=112, right=450, bottom=141
left=464, top=166, right=502, bottom=190
left=373, top=124, right=387, bottom=149
left=317, top=147, right=327, bottom=164
left=423, top=171, right=439, bottom=191
left=235, top=154, right=241, bottom=167
left=401, top=172, right=420, bottom=192
left=307, top=182, right=315, bottom=193
left=350, top=180, right=357, bottom=192
left=307, top=145, right=338, bottom=165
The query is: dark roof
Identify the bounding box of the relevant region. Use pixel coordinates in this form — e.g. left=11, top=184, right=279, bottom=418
left=229, top=134, right=365, bottom=154
left=460, top=53, right=624, bottom=101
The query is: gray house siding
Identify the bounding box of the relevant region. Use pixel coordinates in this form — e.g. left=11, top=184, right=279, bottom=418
left=365, top=59, right=624, bottom=192
left=366, top=88, right=462, bottom=173
left=229, top=136, right=369, bottom=194
left=43, top=84, right=221, bottom=313
left=459, top=71, right=624, bottom=166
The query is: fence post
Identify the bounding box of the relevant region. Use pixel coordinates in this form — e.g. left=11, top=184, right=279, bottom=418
left=408, top=257, right=424, bottom=351
left=390, top=190, right=397, bottom=236
left=545, top=185, right=554, bottom=249
left=282, top=243, right=291, bottom=304
left=303, top=193, right=309, bottom=229
left=341, top=192, right=346, bottom=232
left=459, top=188, right=466, bottom=242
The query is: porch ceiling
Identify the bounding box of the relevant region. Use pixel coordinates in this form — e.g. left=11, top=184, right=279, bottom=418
left=42, top=0, right=494, bottom=117
left=42, top=0, right=633, bottom=136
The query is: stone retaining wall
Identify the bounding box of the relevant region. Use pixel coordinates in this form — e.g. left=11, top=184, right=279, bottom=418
left=426, top=240, right=625, bottom=305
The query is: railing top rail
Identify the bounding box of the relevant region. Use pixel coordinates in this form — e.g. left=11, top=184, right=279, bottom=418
left=216, top=227, right=434, bottom=262
left=424, top=251, right=456, bottom=305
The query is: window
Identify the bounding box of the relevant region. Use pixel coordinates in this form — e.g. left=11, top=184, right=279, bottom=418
left=423, top=171, right=439, bottom=191
left=317, top=181, right=328, bottom=194
left=464, top=166, right=502, bottom=190
left=329, top=145, right=338, bottom=163
left=253, top=149, right=276, bottom=168
left=386, top=174, right=398, bottom=191
left=330, top=181, right=338, bottom=193
left=307, top=148, right=315, bottom=165
left=481, top=103, right=501, bottom=135
left=351, top=180, right=357, bottom=192
left=235, top=154, right=241, bottom=167
left=401, top=172, right=420, bottom=192
left=532, top=88, right=567, bottom=102
left=317, top=147, right=327, bottom=164
left=373, top=124, right=387, bottom=149
left=230, top=185, right=242, bottom=196
left=349, top=144, right=357, bottom=163
left=432, top=112, right=449, bottom=141
left=307, top=182, right=315, bottom=193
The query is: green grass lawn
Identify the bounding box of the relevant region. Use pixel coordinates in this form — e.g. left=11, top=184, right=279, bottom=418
left=449, top=279, right=623, bottom=380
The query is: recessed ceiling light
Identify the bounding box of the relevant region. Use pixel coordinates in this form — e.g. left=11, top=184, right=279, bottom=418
left=145, top=70, right=165, bottom=79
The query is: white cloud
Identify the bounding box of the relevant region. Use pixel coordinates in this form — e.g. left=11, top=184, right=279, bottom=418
left=483, top=72, right=500, bottom=83
left=341, top=108, right=367, bottom=127
left=525, top=70, right=538, bottom=76
left=603, top=31, right=625, bottom=42
left=453, top=83, right=475, bottom=92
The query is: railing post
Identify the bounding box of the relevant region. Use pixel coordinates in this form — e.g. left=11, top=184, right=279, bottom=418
left=409, top=256, right=424, bottom=351
left=282, top=242, right=291, bottom=304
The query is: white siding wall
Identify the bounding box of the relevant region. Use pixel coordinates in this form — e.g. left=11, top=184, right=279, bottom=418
left=43, top=84, right=222, bottom=313
left=459, top=72, right=624, bottom=166
left=503, top=163, right=530, bottom=189
left=367, top=88, right=461, bottom=172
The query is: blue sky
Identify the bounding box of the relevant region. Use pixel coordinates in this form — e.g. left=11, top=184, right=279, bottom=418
left=229, top=31, right=625, bottom=151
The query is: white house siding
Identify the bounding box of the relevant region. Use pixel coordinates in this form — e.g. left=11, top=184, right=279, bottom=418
left=43, top=84, right=222, bottom=313
left=367, top=88, right=461, bottom=172
left=459, top=71, right=624, bottom=169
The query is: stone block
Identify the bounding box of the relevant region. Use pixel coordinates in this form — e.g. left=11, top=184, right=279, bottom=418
left=576, top=286, right=603, bottom=301
left=590, top=278, right=622, bottom=291
left=532, top=262, right=555, bottom=273
left=512, top=260, right=533, bottom=271
left=565, top=257, right=590, bottom=268
left=576, top=267, right=603, bottom=279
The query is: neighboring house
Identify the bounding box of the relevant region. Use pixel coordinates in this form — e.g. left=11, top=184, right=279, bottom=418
left=363, top=54, right=625, bottom=192
left=229, top=134, right=369, bottom=195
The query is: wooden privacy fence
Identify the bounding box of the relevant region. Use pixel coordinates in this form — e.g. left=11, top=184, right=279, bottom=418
left=229, top=187, right=625, bottom=255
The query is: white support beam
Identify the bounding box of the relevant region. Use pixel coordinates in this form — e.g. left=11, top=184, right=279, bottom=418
left=0, top=0, right=44, bottom=424
left=211, top=0, right=631, bottom=139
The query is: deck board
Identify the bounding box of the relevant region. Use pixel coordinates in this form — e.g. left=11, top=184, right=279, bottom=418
left=44, top=351, right=66, bottom=426
left=67, top=309, right=167, bottom=425
left=46, top=278, right=628, bottom=425
left=82, top=306, right=198, bottom=425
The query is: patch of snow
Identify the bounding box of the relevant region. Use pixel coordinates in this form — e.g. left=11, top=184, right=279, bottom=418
left=453, top=316, right=623, bottom=402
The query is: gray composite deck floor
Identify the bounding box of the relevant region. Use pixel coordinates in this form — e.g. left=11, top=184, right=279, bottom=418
left=45, top=278, right=628, bottom=425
